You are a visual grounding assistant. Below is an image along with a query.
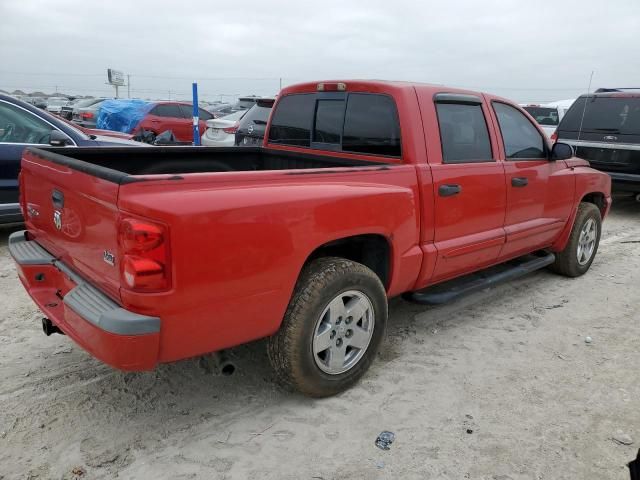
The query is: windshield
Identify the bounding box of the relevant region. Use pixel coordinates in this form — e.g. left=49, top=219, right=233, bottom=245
left=522, top=106, right=559, bottom=126
left=560, top=96, right=640, bottom=134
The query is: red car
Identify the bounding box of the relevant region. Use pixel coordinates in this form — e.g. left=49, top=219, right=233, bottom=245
left=10, top=80, right=611, bottom=397
left=135, top=102, right=213, bottom=142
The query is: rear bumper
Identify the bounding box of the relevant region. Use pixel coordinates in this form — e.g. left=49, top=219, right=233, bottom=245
left=0, top=203, right=23, bottom=224
left=8, top=231, right=160, bottom=370
left=609, top=172, right=640, bottom=192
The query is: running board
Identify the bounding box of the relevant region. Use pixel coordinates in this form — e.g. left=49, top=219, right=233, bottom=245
left=405, top=252, right=556, bottom=305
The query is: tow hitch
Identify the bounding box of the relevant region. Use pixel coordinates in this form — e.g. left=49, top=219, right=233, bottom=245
left=42, top=318, right=64, bottom=336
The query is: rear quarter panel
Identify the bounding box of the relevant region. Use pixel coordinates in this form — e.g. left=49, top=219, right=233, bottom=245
left=117, top=165, right=421, bottom=362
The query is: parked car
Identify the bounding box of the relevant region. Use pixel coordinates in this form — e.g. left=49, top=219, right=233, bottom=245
left=26, top=97, right=47, bottom=109
left=235, top=98, right=275, bottom=146
left=544, top=98, right=576, bottom=118
left=201, top=110, right=246, bottom=146
left=231, top=96, right=260, bottom=111
left=72, top=99, right=108, bottom=128
left=0, top=94, right=143, bottom=223
left=8, top=80, right=610, bottom=397
left=205, top=103, right=234, bottom=118
left=136, top=102, right=213, bottom=142
left=61, top=97, right=99, bottom=120
left=45, top=97, right=70, bottom=115
left=554, top=88, right=640, bottom=199
left=521, top=104, right=561, bottom=137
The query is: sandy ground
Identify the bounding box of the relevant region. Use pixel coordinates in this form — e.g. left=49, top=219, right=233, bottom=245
left=0, top=195, right=639, bottom=480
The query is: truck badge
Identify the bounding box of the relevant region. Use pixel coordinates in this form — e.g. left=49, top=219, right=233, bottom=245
left=53, top=210, right=62, bottom=230
left=103, top=251, right=116, bottom=266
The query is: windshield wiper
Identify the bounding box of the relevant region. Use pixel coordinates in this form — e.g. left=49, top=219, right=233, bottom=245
left=253, top=120, right=267, bottom=125
left=592, top=128, right=620, bottom=133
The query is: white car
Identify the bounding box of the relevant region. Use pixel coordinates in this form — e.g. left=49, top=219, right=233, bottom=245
left=45, top=97, right=70, bottom=115
left=520, top=99, right=576, bottom=138
left=201, top=110, right=246, bottom=147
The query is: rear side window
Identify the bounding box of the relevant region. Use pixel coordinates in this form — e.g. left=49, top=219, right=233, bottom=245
left=493, top=102, right=546, bottom=159
left=435, top=103, right=493, bottom=163
left=152, top=104, right=184, bottom=118
left=268, top=94, right=315, bottom=147
left=342, top=94, right=401, bottom=156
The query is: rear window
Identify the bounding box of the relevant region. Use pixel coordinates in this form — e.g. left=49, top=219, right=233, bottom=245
left=559, top=96, right=640, bottom=134
left=522, top=106, right=559, bottom=126
left=239, top=104, right=273, bottom=128
left=313, top=100, right=345, bottom=144
left=268, top=93, right=401, bottom=157
left=235, top=98, right=258, bottom=110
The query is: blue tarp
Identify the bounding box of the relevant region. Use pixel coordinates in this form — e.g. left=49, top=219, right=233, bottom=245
left=96, top=99, right=152, bottom=133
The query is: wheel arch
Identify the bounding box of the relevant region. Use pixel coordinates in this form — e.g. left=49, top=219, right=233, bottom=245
left=303, top=234, right=392, bottom=290
left=580, top=191, right=607, bottom=217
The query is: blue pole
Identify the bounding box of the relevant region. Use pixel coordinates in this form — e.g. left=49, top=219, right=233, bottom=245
left=192, top=82, right=200, bottom=146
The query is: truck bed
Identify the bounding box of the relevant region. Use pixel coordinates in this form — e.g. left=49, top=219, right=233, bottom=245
left=29, top=146, right=385, bottom=182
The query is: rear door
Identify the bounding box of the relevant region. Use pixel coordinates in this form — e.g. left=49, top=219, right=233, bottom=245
left=419, top=92, right=507, bottom=283
left=144, top=103, right=188, bottom=140
left=490, top=101, right=574, bottom=259
left=20, top=149, right=122, bottom=300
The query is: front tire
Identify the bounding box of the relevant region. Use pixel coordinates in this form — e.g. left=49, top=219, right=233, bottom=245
left=268, top=257, right=388, bottom=397
left=550, top=202, right=602, bottom=277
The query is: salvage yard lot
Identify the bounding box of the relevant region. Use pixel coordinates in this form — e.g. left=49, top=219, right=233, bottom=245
left=0, top=196, right=638, bottom=480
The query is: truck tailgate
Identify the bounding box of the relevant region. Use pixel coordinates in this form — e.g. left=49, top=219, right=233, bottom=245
left=21, top=149, right=122, bottom=301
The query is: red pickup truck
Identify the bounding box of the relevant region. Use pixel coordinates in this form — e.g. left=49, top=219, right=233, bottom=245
left=9, top=80, right=611, bottom=397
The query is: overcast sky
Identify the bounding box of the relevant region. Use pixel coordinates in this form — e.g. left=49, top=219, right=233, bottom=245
left=1, top=0, right=639, bottom=103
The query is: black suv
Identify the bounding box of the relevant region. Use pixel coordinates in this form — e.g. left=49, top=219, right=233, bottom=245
left=555, top=88, right=640, bottom=198
left=235, top=98, right=275, bottom=146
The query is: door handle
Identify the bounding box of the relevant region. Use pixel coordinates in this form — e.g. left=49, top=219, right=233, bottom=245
left=438, top=184, right=462, bottom=197
left=511, top=177, right=528, bottom=187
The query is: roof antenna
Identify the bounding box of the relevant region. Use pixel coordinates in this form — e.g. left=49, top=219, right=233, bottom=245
left=577, top=70, right=594, bottom=141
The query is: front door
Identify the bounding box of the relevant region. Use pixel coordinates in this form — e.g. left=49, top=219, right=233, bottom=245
left=424, top=94, right=507, bottom=283
left=490, top=102, right=574, bottom=259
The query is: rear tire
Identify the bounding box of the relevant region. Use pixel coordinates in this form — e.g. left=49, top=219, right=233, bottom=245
left=267, top=257, right=387, bottom=397
left=549, top=202, right=601, bottom=277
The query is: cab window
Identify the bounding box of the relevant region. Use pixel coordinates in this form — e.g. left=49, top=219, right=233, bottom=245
left=493, top=102, right=546, bottom=159
left=435, top=102, right=493, bottom=163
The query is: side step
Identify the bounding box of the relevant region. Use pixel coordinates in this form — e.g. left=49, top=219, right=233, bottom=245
left=405, top=252, right=556, bottom=305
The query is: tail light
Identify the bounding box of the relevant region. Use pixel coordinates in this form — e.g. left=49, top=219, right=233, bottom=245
left=81, top=111, right=94, bottom=120
left=550, top=131, right=558, bottom=143
left=223, top=123, right=239, bottom=134
left=118, top=217, right=171, bottom=292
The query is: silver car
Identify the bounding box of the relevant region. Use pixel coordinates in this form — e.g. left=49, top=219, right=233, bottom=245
left=72, top=99, right=107, bottom=128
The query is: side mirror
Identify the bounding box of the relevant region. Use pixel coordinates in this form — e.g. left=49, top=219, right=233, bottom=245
left=49, top=130, right=71, bottom=147
left=550, top=142, right=573, bottom=161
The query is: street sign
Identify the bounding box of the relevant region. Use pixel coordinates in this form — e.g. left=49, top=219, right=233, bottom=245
left=107, top=69, right=125, bottom=86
